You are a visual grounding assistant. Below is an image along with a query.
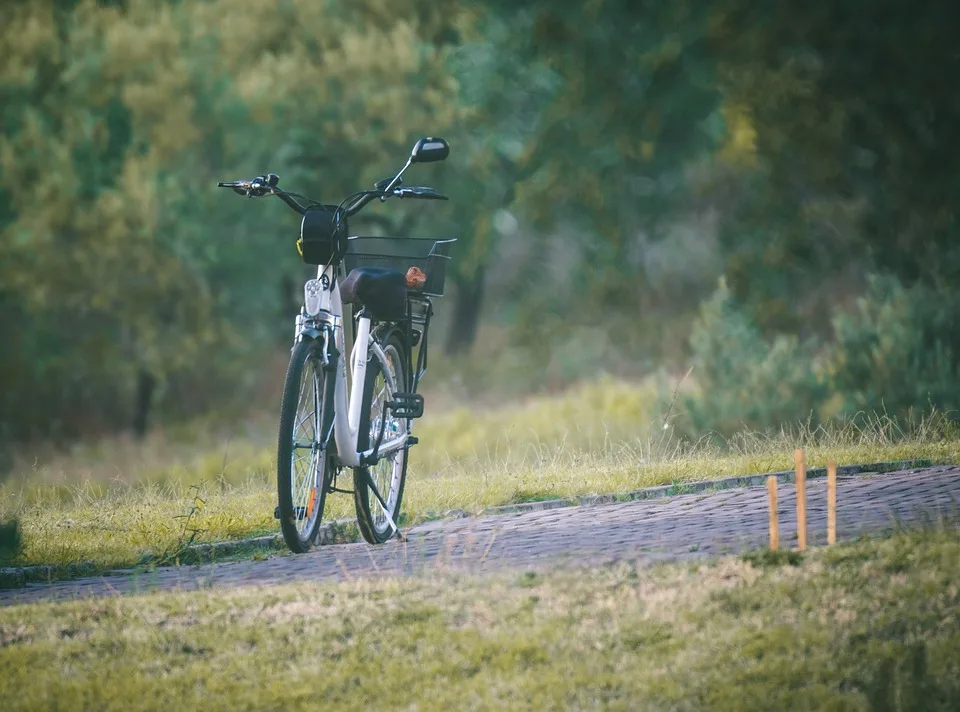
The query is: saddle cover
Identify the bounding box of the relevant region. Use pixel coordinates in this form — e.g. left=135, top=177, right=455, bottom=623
left=340, top=267, right=407, bottom=320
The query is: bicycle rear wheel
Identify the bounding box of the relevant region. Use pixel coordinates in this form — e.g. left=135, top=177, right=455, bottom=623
left=277, top=337, right=333, bottom=553
left=353, top=330, right=409, bottom=544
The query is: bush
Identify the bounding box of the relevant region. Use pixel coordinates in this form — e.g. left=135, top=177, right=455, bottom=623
left=678, top=278, right=826, bottom=436
left=821, top=275, right=960, bottom=419
left=673, top=275, right=960, bottom=436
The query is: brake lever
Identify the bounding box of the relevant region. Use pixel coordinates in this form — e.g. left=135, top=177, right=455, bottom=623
left=248, top=176, right=272, bottom=198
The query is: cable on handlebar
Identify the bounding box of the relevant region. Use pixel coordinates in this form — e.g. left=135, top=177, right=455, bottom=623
left=338, top=189, right=390, bottom=218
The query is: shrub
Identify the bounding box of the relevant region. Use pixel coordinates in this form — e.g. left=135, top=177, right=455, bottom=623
left=674, top=275, right=960, bottom=435
left=678, top=278, right=826, bottom=436
left=821, top=275, right=960, bottom=419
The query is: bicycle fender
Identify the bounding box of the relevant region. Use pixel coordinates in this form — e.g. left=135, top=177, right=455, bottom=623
left=298, top=327, right=325, bottom=342
left=373, top=324, right=406, bottom=349
left=298, top=326, right=340, bottom=371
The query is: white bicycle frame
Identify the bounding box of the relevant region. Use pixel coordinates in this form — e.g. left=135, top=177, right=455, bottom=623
left=298, top=264, right=408, bottom=470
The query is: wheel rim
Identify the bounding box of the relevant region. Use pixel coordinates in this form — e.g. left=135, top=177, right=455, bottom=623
left=290, top=355, right=323, bottom=539
left=368, top=344, right=405, bottom=534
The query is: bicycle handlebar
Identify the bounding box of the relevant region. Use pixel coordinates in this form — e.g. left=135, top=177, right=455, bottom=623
left=215, top=174, right=448, bottom=217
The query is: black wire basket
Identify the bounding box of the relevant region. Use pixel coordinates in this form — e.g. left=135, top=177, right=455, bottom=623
left=343, top=236, right=456, bottom=296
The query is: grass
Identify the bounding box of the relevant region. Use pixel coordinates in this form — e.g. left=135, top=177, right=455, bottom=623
left=2, top=377, right=959, bottom=572
left=1, top=527, right=958, bottom=710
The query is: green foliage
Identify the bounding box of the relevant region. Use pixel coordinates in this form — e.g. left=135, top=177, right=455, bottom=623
left=0, top=519, right=20, bottom=561
left=741, top=548, right=803, bottom=568
left=714, top=0, right=960, bottom=333
left=5, top=0, right=960, bottom=447
left=680, top=276, right=960, bottom=435
left=822, top=276, right=960, bottom=420
left=466, top=1, right=724, bottom=324
left=681, top=278, right=825, bottom=435
left=0, top=0, right=462, bottom=441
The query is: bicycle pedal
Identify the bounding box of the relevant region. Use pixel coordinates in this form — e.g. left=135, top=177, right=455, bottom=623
left=388, top=392, right=424, bottom=419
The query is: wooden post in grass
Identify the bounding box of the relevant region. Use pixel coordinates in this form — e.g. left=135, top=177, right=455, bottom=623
left=767, top=476, right=779, bottom=550
left=795, top=448, right=807, bottom=551
left=827, top=460, right=837, bottom=545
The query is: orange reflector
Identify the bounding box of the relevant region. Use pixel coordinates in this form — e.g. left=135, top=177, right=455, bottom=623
left=306, top=488, right=317, bottom=519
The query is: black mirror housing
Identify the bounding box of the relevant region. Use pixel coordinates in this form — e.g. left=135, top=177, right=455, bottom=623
left=410, top=137, right=449, bottom=164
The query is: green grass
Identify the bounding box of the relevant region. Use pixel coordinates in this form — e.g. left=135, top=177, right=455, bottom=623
left=2, top=378, right=959, bottom=572
left=2, top=528, right=958, bottom=710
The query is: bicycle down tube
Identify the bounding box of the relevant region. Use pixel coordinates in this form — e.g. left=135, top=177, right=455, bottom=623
left=305, top=264, right=408, bottom=469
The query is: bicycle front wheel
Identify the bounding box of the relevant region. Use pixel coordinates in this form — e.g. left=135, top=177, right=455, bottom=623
left=353, top=330, right=409, bottom=545
left=277, top=337, right=333, bottom=553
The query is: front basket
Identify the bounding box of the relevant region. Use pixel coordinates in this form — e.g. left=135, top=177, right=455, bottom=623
left=343, top=236, right=456, bottom=296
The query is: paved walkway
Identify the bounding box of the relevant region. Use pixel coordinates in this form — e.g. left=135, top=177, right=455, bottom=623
left=2, top=465, right=958, bottom=606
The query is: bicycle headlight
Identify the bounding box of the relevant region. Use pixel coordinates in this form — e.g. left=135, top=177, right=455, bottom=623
left=304, top=279, right=323, bottom=316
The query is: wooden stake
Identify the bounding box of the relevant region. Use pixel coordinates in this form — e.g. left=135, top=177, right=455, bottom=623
left=795, top=448, right=807, bottom=551
left=827, top=460, right=837, bottom=545
left=767, top=476, right=779, bottom=550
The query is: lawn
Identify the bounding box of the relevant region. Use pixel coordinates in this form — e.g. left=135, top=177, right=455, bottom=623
left=1, top=527, right=958, bottom=710
left=2, top=378, right=958, bottom=572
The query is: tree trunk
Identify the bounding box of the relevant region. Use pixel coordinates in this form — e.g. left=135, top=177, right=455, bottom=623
left=132, top=369, right=155, bottom=439
left=280, top=274, right=299, bottom=318
left=444, top=267, right=485, bottom=356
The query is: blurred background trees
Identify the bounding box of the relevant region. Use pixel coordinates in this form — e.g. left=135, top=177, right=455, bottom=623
left=2, top=0, right=959, bottom=448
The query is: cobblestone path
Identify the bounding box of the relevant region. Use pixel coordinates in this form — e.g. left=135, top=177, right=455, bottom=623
left=3, top=465, right=957, bottom=606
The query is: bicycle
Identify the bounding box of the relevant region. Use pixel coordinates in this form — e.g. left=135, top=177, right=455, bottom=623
left=217, top=137, right=455, bottom=552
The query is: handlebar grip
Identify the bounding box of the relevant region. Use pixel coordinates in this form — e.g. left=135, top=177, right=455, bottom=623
left=397, top=186, right=448, bottom=200
left=416, top=188, right=449, bottom=200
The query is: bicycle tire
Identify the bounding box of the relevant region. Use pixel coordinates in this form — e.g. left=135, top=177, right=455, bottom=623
left=353, top=329, right=410, bottom=545
left=277, top=337, right=333, bottom=553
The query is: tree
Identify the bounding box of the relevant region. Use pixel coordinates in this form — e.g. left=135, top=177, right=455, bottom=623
left=712, top=0, right=960, bottom=334
left=441, top=1, right=723, bottom=356
left=0, top=0, right=468, bottom=441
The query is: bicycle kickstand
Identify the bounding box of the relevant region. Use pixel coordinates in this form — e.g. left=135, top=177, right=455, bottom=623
left=364, top=469, right=406, bottom=542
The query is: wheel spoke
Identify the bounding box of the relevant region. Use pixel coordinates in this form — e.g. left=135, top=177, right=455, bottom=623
left=290, top=357, right=323, bottom=535
left=294, top=450, right=318, bottom=526
left=369, top=346, right=402, bottom=530
left=353, top=337, right=410, bottom=543
left=280, top=341, right=336, bottom=553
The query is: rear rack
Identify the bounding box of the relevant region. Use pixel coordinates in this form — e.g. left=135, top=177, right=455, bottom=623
left=343, top=237, right=456, bottom=396
left=407, top=294, right=433, bottom=391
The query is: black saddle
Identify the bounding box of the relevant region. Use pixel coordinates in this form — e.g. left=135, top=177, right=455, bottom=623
left=340, top=267, right=407, bottom=320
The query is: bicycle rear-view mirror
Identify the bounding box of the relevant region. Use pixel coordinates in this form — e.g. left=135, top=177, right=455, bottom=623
left=410, top=137, right=449, bottom=164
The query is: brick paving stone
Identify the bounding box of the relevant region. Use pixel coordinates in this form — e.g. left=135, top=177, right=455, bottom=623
left=1, top=466, right=958, bottom=606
